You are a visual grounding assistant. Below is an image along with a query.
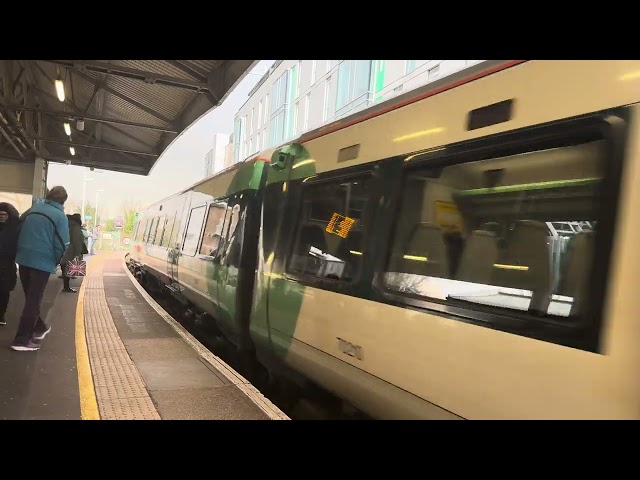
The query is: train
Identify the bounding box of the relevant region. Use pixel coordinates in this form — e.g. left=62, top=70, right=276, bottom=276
left=127, top=59, right=640, bottom=419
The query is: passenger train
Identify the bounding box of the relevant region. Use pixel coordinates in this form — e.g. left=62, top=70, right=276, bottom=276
left=127, top=60, right=640, bottom=419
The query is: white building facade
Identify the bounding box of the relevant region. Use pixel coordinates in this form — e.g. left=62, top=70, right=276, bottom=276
left=232, top=60, right=484, bottom=164
left=204, top=132, right=230, bottom=178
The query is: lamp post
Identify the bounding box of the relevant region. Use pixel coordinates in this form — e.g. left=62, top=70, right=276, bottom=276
left=81, top=167, right=94, bottom=223
left=95, top=188, right=104, bottom=250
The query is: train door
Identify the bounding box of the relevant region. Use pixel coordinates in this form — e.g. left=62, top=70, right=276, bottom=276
left=196, top=200, right=229, bottom=305
left=167, top=211, right=179, bottom=283
left=216, top=194, right=244, bottom=333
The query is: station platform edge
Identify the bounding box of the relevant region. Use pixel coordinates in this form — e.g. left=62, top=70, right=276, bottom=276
left=0, top=251, right=289, bottom=421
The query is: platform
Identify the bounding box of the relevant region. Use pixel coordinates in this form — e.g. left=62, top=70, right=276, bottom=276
left=0, top=251, right=288, bottom=420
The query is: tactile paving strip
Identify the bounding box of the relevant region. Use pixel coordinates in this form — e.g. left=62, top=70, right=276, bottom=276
left=83, top=261, right=160, bottom=420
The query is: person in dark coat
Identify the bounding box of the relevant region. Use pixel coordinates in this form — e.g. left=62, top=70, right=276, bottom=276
left=0, top=202, right=21, bottom=326
left=60, top=213, right=85, bottom=293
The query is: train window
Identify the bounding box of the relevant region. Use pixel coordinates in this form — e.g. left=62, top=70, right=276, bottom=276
left=169, top=213, right=182, bottom=249
left=181, top=206, right=206, bottom=256
left=155, top=215, right=166, bottom=246
left=289, top=176, right=372, bottom=282
left=219, top=199, right=247, bottom=268
left=147, top=217, right=159, bottom=244
left=134, top=220, right=145, bottom=242
left=142, top=219, right=152, bottom=243
left=161, top=214, right=175, bottom=248
left=384, top=137, right=607, bottom=322
left=199, top=202, right=228, bottom=256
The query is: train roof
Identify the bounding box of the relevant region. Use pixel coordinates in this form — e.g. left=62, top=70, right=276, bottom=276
left=271, top=60, right=640, bottom=178
left=141, top=151, right=275, bottom=213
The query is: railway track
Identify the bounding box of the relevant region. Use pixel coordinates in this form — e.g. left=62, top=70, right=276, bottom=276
left=133, top=273, right=369, bottom=420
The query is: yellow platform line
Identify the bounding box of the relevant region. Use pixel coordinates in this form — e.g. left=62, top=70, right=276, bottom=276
left=75, top=255, right=101, bottom=420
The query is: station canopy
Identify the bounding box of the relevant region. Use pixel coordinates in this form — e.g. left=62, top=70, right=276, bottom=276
left=0, top=60, right=257, bottom=176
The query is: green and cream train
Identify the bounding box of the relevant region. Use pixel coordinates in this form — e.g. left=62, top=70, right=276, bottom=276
left=127, top=59, right=640, bottom=419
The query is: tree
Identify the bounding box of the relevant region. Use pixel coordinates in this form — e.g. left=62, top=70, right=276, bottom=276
left=105, top=219, right=116, bottom=231
left=120, top=198, right=143, bottom=235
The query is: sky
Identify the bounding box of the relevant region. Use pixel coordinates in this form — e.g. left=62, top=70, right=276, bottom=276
left=46, top=60, right=275, bottom=220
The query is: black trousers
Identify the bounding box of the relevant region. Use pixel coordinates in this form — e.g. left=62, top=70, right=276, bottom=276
left=13, top=265, right=49, bottom=345
left=0, top=269, right=17, bottom=320
left=0, top=288, right=10, bottom=319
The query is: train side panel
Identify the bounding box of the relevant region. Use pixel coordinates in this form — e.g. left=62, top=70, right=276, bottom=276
left=160, top=160, right=267, bottom=349
left=255, top=60, right=640, bottom=419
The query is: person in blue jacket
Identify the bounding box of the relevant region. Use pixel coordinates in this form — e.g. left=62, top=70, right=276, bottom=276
left=11, top=186, right=70, bottom=352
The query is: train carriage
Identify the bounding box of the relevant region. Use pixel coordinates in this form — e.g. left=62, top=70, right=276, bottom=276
left=129, top=60, right=640, bottom=419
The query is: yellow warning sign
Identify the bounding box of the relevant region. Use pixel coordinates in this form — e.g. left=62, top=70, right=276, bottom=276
left=326, top=213, right=356, bottom=238
left=435, top=201, right=463, bottom=233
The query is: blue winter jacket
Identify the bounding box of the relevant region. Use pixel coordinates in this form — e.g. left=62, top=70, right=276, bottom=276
left=15, top=200, right=70, bottom=274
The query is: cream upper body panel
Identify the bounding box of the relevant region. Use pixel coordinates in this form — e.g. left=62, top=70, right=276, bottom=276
left=301, top=60, right=640, bottom=174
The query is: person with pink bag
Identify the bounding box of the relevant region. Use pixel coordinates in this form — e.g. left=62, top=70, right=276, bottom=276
left=60, top=213, right=86, bottom=293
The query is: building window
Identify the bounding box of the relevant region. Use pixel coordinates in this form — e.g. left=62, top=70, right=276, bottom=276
left=257, top=100, right=262, bottom=129
left=294, top=101, right=300, bottom=136
left=269, top=70, right=290, bottom=147
left=249, top=108, right=254, bottom=136
left=286, top=64, right=300, bottom=139
left=263, top=94, right=269, bottom=127
left=428, top=64, right=440, bottom=80
left=322, top=77, right=331, bottom=123
left=311, top=60, right=317, bottom=85
left=335, top=60, right=373, bottom=117
left=406, top=60, right=417, bottom=73
left=303, top=93, right=310, bottom=132
left=233, top=117, right=243, bottom=163
left=239, top=116, right=247, bottom=160
left=288, top=175, right=373, bottom=283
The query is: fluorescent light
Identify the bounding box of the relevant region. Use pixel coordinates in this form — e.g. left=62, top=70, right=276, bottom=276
left=69, top=147, right=75, bottom=156
left=55, top=79, right=65, bottom=102
left=64, top=122, right=71, bottom=136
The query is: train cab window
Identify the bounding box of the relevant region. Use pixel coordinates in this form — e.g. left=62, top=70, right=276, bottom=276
left=181, top=206, right=206, bottom=256
left=199, top=202, right=228, bottom=256
left=289, top=176, right=371, bottom=282
left=384, top=137, right=607, bottom=321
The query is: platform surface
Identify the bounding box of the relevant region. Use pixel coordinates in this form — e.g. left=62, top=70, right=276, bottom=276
left=0, top=266, right=83, bottom=420
left=0, top=251, right=287, bottom=420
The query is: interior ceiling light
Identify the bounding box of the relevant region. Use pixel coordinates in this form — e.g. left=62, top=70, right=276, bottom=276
left=69, top=147, right=75, bottom=156
left=63, top=122, right=71, bottom=136
left=55, top=78, right=65, bottom=102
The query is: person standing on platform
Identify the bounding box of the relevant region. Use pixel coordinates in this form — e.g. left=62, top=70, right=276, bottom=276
left=89, top=224, right=99, bottom=255
left=81, top=222, right=89, bottom=255
left=60, top=213, right=85, bottom=293
left=10, top=186, right=70, bottom=352
left=0, top=202, right=21, bottom=327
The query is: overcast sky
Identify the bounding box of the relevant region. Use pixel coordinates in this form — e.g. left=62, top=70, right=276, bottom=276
left=46, top=60, right=275, bottom=219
